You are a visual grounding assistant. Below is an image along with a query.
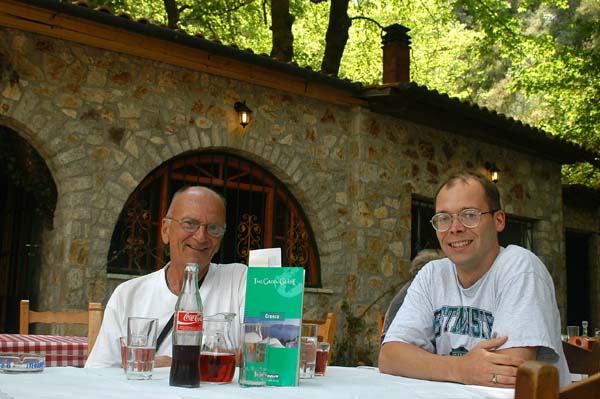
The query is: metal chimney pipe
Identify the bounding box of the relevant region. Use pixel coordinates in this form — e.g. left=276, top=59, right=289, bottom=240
left=381, top=24, right=411, bottom=84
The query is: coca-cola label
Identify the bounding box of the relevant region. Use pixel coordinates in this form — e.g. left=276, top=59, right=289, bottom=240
left=176, top=311, right=203, bottom=331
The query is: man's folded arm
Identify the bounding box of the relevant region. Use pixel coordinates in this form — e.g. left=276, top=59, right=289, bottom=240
left=379, top=337, right=532, bottom=387
left=379, top=341, right=458, bottom=382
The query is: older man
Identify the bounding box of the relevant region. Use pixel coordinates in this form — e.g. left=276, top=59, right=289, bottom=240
left=379, top=171, right=569, bottom=387
left=86, top=186, right=246, bottom=368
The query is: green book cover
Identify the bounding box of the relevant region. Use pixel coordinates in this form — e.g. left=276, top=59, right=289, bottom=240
left=243, top=267, right=305, bottom=386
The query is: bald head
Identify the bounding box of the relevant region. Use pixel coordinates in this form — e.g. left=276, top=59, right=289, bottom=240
left=161, top=185, right=227, bottom=272
left=166, top=186, right=225, bottom=218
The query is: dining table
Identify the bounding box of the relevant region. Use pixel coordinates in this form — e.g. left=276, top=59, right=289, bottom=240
left=0, top=334, right=88, bottom=368
left=0, top=365, right=514, bottom=399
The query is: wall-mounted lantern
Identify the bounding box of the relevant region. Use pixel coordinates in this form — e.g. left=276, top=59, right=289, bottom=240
left=234, top=101, right=253, bottom=128
left=484, top=162, right=500, bottom=183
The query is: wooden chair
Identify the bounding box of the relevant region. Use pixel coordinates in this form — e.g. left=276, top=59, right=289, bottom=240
left=378, top=314, right=385, bottom=342
left=515, top=361, right=559, bottom=399
left=19, top=299, right=103, bottom=352
left=562, top=340, right=600, bottom=375
left=303, top=312, right=337, bottom=359
left=515, top=360, right=600, bottom=399
left=560, top=372, right=600, bottom=399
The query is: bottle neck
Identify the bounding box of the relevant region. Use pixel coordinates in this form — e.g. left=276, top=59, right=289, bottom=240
left=181, top=265, right=199, bottom=293
left=166, top=263, right=209, bottom=295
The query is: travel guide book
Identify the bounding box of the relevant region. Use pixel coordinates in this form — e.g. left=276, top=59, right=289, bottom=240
left=243, top=266, right=305, bottom=386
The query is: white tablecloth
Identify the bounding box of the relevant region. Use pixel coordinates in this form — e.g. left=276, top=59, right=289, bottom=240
left=0, top=366, right=514, bottom=399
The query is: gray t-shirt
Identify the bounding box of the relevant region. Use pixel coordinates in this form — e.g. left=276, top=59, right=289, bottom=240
left=383, top=245, right=570, bottom=386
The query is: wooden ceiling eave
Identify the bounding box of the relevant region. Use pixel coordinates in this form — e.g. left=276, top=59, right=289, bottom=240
left=0, top=0, right=367, bottom=107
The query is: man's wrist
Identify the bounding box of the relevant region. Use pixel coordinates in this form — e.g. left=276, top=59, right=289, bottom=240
left=443, top=355, right=462, bottom=383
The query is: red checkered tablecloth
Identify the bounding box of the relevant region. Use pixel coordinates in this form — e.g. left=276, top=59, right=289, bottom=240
left=0, top=334, right=88, bottom=367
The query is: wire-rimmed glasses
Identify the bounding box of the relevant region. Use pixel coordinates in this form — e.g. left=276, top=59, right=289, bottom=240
left=166, top=217, right=226, bottom=238
left=430, top=208, right=498, bottom=232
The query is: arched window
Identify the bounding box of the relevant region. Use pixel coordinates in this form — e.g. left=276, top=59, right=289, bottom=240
left=107, top=152, right=321, bottom=286
left=0, top=125, right=57, bottom=333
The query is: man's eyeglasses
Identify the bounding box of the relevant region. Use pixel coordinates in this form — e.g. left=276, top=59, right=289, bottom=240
left=166, top=217, right=226, bottom=238
left=430, top=208, right=498, bottom=232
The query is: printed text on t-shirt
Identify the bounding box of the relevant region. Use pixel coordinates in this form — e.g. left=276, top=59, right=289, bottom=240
left=433, top=306, right=493, bottom=339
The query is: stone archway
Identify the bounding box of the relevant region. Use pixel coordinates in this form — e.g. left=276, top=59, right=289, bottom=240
left=0, top=125, right=57, bottom=332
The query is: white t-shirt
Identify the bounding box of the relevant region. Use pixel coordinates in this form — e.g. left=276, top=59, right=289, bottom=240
left=85, top=262, right=247, bottom=368
left=383, top=245, right=570, bottom=386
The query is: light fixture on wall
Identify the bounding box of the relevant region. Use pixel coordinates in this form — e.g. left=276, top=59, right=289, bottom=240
left=234, top=101, right=253, bottom=128
left=484, top=162, right=500, bottom=183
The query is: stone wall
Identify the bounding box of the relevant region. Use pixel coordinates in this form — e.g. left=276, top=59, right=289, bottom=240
left=1, top=27, right=569, bottom=362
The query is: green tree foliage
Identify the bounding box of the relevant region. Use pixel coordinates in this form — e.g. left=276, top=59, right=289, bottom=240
left=91, top=0, right=600, bottom=187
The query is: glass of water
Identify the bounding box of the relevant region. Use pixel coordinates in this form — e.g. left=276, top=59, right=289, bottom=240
left=299, top=323, right=318, bottom=379
left=125, top=317, right=158, bottom=380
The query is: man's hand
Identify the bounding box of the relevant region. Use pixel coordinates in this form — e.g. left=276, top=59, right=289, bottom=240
left=453, top=336, right=534, bottom=387
left=154, top=355, right=172, bottom=368
left=379, top=337, right=536, bottom=388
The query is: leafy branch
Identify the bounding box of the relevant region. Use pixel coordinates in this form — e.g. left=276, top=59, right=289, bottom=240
left=332, top=276, right=410, bottom=366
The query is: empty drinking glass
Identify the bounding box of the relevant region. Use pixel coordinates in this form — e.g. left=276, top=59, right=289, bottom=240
left=567, top=325, right=580, bottom=340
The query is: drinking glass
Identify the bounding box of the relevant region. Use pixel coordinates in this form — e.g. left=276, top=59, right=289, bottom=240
left=314, top=341, right=330, bottom=376
left=125, top=317, right=158, bottom=380
left=119, top=336, right=127, bottom=372
left=239, top=323, right=269, bottom=387
left=299, top=323, right=318, bottom=379
left=567, top=325, right=580, bottom=340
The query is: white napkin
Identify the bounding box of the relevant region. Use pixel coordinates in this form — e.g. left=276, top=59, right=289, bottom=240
left=248, top=248, right=282, bottom=267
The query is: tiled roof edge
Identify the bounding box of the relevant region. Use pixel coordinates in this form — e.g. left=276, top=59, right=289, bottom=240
left=362, top=83, right=600, bottom=166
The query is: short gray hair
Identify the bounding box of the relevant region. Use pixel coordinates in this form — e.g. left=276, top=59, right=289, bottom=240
left=410, top=249, right=445, bottom=274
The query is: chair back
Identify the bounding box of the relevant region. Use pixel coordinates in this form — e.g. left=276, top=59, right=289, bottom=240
left=303, top=312, right=337, bottom=359
left=378, top=314, right=385, bottom=343
left=560, top=372, right=600, bottom=399
left=515, top=361, right=560, bottom=399
left=19, top=299, right=103, bottom=351
left=562, top=340, right=600, bottom=375
left=516, top=360, right=600, bottom=399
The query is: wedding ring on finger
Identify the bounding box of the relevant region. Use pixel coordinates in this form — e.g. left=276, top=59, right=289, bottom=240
left=491, top=373, right=498, bottom=384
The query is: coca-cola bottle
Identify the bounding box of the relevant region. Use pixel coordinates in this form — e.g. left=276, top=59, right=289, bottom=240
left=169, top=263, right=203, bottom=387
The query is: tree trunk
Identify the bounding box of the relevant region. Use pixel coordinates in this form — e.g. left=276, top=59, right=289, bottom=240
left=163, top=0, right=180, bottom=29
left=270, top=0, right=295, bottom=62
left=321, top=0, right=351, bottom=75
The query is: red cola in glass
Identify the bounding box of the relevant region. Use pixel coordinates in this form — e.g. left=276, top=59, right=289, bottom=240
left=200, top=352, right=236, bottom=382
left=315, top=341, right=330, bottom=376
left=200, top=313, right=237, bottom=383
